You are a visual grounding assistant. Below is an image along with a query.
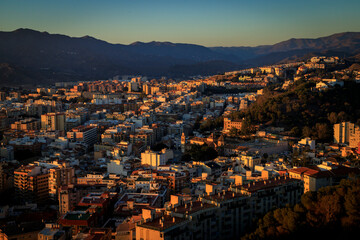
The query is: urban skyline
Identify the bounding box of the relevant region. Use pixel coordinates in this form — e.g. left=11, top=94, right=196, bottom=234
left=1, top=1, right=360, bottom=239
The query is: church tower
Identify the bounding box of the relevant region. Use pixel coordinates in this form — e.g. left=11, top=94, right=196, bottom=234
left=218, top=134, right=225, bottom=147
left=181, top=132, right=187, bottom=153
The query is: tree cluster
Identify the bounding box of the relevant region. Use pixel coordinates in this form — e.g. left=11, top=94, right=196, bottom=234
left=232, top=80, right=360, bottom=142
left=181, top=144, right=218, bottom=162
left=199, top=116, right=224, bottom=132
left=242, top=177, right=360, bottom=240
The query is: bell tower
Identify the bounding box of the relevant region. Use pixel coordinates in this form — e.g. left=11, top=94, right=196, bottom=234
left=181, top=132, right=187, bottom=153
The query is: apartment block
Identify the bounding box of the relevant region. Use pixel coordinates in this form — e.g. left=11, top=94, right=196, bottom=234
left=136, top=176, right=303, bottom=240
left=130, top=132, right=155, bottom=147
left=11, top=118, right=41, bottom=131
left=349, top=124, right=360, bottom=148
left=0, top=145, right=14, bottom=161
left=0, top=162, right=13, bottom=192
left=41, top=112, right=66, bottom=131
left=136, top=215, right=190, bottom=240
left=58, top=184, right=108, bottom=216
left=59, top=192, right=117, bottom=236
left=67, top=125, right=98, bottom=147
left=333, top=122, right=354, bottom=145
left=47, top=162, right=75, bottom=200
left=141, top=149, right=173, bottom=169
left=288, top=163, right=360, bottom=192
left=14, top=165, right=49, bottom=203
left=38, top=223, right=66, bottom=240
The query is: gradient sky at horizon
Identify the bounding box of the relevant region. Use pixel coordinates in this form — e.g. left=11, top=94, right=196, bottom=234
left=1, top=0, right=359, bottom=47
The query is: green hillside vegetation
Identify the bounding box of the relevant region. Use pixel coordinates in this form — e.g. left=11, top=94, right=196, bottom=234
left=242, top=177, right=360, bottom=240
left=181, top=144, right=218, bottom=162
left=230, top=80, right=360, bottom=141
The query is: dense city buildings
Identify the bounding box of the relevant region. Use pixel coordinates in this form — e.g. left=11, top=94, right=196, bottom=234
left=0, top=56, right=360, bottom=239
left=11, top=118, right=41, bottom=131
left=136, top=176, right=303, bottom=240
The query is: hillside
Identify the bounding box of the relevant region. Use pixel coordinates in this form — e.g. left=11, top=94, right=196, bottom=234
left=0, top=28, right=240, bottom=85
left=211, top=32, right=360, bottom=62
left=0, top=63, right=35, bottom=85
left=1, top=29, right=360, bottom=85
left=230, top=80, right=360, bottom=142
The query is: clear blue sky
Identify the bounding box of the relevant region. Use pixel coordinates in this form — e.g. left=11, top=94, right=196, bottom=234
left=0, top=0, right=359, bottom=47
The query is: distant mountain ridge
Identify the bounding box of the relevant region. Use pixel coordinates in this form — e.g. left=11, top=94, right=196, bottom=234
left=1, top=28, right=360, bottom=85
left=210, top=32, right=360, bottom=61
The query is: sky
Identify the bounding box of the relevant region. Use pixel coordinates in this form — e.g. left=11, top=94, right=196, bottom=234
left=0, top=0, right=360, bottom=47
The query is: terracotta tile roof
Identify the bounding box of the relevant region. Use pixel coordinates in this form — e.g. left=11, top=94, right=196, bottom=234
left=288, top=167, right=319, bottom=176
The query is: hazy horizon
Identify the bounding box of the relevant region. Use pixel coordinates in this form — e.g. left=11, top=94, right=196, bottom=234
left=2, top=27, right=359, bottom=49
left=1, top=0, right=360, bottom=47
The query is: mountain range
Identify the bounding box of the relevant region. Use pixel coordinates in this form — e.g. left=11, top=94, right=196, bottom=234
left=1, top=28, right=360, bottom=86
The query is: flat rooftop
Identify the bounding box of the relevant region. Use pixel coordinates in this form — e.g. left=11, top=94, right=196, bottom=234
left=138, top=215, right=187, bottom=231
